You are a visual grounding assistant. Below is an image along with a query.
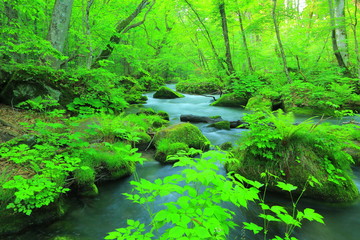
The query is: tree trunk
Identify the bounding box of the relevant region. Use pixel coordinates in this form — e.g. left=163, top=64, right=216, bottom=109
left=91, top=0, right=153, bottom=68
left=183, top=0, right=226, bottom=75
left=350, top=0, right=360, bottom=78
left=3, top=2, right=20, bottom=62
left=47, top=0, right=74, bottom=69
left=237, top=10, right=254, bottom=72
left=328, top=0, right=349, bottom=70
left=272, top=0, right=292, bottom=83
left=83, top=0, right=95, bottom=69
left=219, top=1, right=235, bottom=75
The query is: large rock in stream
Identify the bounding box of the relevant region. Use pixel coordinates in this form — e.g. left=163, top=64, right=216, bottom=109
left=211, top=93, right=248, bottom=107
left=153, top=86, right=184, bottom=99
left=228, top=141, right=359, bottom=203
left=153, top=123, right=210, bottom=163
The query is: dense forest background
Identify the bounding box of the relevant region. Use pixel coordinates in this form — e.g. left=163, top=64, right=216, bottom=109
left=1, top=0, right=359, bottom=108
left=1, top=0, right=360, bottom=239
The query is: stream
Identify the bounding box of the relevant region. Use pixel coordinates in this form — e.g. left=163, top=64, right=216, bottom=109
left=11, top=85, right=360, bottom=240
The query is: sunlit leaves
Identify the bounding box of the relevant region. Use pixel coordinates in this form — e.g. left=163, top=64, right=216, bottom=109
left=243, top=222, right=263, bottom=234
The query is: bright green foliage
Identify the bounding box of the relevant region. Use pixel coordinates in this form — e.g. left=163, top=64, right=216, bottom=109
left=106, top=150, right=260, bottom=239
left=154, top=139, right=190, bottom=163
left=245, top=96, right=273, bottom=112
left=176, top=78, right=222, bottom=94
left=250, top=174, right=324, bottom=240
left=17, top=95, right=61, bottom=113
left=280, top=79, right=358, bottom=114
left=98, top=113, right=167, bottom=146
left=0, top=109, right=148, bottom=216
left=107, top=150, right=325, bottom=240
left=229, top=110, right=359, bottom=202
left=3, top=175, right=68, bottom=216
left=230, top=74, right=265, bottom=99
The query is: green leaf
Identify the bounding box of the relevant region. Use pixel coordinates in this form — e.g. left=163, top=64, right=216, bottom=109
left=276, top=182, right=298, bottom=192
left=303, top=208, right=324, bottom=224
left=168, top=226, right=185, bottom=238
left=243, top=222, right=263, bottom=234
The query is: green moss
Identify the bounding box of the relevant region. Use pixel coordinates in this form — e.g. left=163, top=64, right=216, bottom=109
left=83, top=142, right=138, bottom=181
left=211, top=93, right=248, bottom=107
left=0, top=199, right=68, bottom=235
left=154, top=123, right=210, bottom=151
left=74, top=167, right=96, bottom=185
left=209, top=121, right=230, bottom=130
left=78, top=183, right=99, bottom=198
left=137, top=108, right=157, bottom=115
left=219, top=142, right=233, bottom=151
left=155, top=139, right=189, bottom=163
left=210, top=115, right=221, bottom=119
left=176, top=80, right=220, bottom=94
left=245, top=95, right=272, bottom=111
left=153, top=86, right=184, bottom=99
left=157, top=111, right=170, bottom=120
left=230, top=137, right=359, bottom=203
left=136, top=131, right=152, bottom=145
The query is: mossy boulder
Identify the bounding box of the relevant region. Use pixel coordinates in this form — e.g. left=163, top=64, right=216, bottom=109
left=211, top=93, right=248, bottom=107
left=154, top=123, right=210, bottom=151
left=153, top=86, right=184, bottom=99
left=228, top=142, right=359, bottom=203
left=245, top=96, right=272, bottom=111
left=208, top=121, right=230, bottom=130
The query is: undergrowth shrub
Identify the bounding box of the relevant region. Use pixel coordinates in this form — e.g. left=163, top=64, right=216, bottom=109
left=0, top=110, right=148, bottom=215
left=229, top=110, right=359, bottom=202
left=106, top=150, right=324, bottom=240
left=176, top=77, right=222, bottom=94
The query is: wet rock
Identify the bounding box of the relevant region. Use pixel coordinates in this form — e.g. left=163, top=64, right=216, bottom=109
left=154, top=123, right=210, bottom=151
left=153, top=86, right=184, bottom=99
left=210, top=93, right=248, bottom=107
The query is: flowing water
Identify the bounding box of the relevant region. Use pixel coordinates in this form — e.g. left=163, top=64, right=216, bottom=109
left=11, top=85, right=360, bottom=240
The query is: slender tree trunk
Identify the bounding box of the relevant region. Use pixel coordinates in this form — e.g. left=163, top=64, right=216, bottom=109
left=272, top=0, right=292, bottom=83
left=183, top=0, right=226, bottom=74
left=218, top=1, right=235, bottom=75
left=351, top=0, right=360, bottom=78
left=84, top=0, right=95, bottom=69
left=328, top=0, right=349, bottom=69
left=47, top=0, right=74, bottom=69
left=91, top=0, right=153, bottom=68
left=237, top=10, right=254, bottom=72
left=3, top=2, right=20, bottom=62
left=334, top=0, right=349, bottom=64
